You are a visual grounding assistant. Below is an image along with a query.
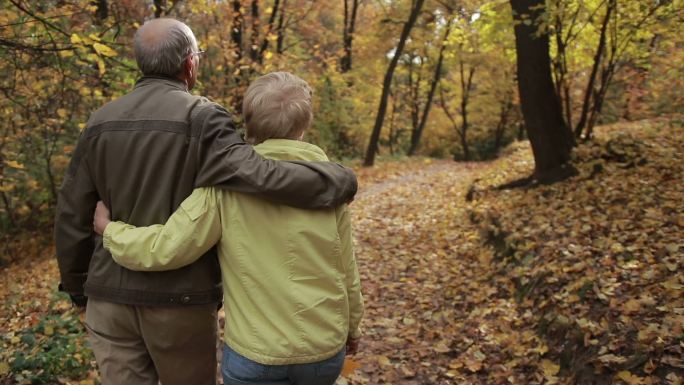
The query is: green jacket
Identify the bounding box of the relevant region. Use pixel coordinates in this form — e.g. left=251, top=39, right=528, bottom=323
left=54, top=76, right=357, bottom=307
left=103, top=139, right=364, bottom=365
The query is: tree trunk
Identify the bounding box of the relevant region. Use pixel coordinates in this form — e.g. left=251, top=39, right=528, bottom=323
left=341, top=0, right=360, bottom=72
left=551, top=0, right=579, bottom=129
left=517, top=121, right=525, bottom=141
left=408, top=16, right=452, bottom=156
left=494, top=96, right=513, bottom=152
left=276, top=0, right=287, bottom=53
left=363, top=0, right=425, bottom=166
left=407, top=54, right=422, bottom=146
left=458, top=58, right=475, bottom=161
left=154, top=0, right=165, bottom=18
left=584, top=60, right=616, bottom=139
left=231, top=0, right=244, bottom=61
left=574, top=0, right=615, bottom=138
left=93, top=0, right=107, bottom=20
left=388, top=89, right=398, bottom=155
left=249, top=0, right=261, bottom=62
left=438, top=82, right=469, bottom=161
left=258, top=0, right=281, bottom=63
left=510, top=0, right=575, bottom=182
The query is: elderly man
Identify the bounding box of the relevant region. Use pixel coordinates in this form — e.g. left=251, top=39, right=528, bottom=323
left=54, top=18, right=356, bottom=385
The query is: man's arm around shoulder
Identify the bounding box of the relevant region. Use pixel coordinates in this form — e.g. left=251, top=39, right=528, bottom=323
left=193, top=103, right=357, bottom=209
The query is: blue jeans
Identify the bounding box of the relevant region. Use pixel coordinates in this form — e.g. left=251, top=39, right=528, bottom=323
left=221, top=344, right=345, bottom=385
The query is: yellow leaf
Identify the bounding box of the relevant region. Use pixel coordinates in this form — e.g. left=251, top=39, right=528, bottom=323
left=433, top=340, right=451, bottom=353
left=44, top=325, right=54, bottom=336
left=0, top=362, right=9, bottom=376
left=96, top=57, right=106, bottom=76
left=341, top=357, right=360, bottom=377
left=377, top=355, right=391, bottom=366
left=541, top=359, right=560, bottom=377
left=616, top=370, right=645, bottom=385
left=623, top=298, right=641, bottom=314
left=264, top=51, right=273, bottom=60
left=662, top=279, right=683, bottom=290
left=598, top=354, right=628, bottom=365
left=448, top=359, right=463, bottom=369
left=5, top=160, right=24, bottom=169
left=93, top=42, right=117, bottom=57
left=57, top=108, right=68, bottom=119
left=70, top=33, right=82, bottom=45
left=464, top=357, right=482, bottom=372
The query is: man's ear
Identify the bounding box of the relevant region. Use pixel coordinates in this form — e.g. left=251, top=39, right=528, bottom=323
left=184, top=56, right=194, bottom=79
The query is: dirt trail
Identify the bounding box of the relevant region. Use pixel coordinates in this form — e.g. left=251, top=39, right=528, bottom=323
left=343, top=160, right=493, bottom=385
left=355, top=161, right=481, bottom=200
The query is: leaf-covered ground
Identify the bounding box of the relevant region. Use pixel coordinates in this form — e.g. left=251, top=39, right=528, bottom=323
left=344, top=118, right=683, bottom=385
left=1, top=118, right=682, bottom=385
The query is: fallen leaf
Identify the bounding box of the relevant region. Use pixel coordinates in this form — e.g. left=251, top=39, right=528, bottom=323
left=541, top=359, right=560, bottom=377
left=341, top=357, right=360, bottom=377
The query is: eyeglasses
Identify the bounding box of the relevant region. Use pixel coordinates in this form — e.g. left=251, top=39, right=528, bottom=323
left=187, top=50, right=206, bottom=59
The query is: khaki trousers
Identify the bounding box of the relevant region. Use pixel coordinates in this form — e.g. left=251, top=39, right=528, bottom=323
left=85, top=298, right=218, bottom=385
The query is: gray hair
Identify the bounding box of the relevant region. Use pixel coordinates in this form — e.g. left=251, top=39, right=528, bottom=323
left=134, top=18, right=197, bottom=76
left=243, top=72, right=314, bottom=145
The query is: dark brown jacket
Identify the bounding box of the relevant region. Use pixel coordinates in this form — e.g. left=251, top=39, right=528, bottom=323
left=54, top=76, right=356, bottom=306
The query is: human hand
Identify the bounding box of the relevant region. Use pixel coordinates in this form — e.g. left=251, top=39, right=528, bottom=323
left=73, top=302, right=87, bottom=324
left=346, top=336, right=361, bottom=355
left=93, top=201, right=111, bottom=235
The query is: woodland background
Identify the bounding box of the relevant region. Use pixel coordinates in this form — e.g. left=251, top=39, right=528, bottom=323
left=0, top=0, right=683, bottom=384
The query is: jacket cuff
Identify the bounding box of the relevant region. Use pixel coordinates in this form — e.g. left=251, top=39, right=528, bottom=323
left=102, top=221, right=124, bottom=251
left=58, top=283, right=88, bottom=307
left=345, top=168, right=358, bottom=203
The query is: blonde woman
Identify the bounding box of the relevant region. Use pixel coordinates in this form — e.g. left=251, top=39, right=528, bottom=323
left=94, top=72, right=363, bottom=385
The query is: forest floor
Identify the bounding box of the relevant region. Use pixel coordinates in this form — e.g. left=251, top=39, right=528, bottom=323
left=1, top=117, right=682, bottom=385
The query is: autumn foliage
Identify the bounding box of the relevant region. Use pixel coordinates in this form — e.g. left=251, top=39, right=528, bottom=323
left=1, top=0, right=682, bottom=241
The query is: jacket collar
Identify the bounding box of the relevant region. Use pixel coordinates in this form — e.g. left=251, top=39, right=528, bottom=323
left=255, top=139, right=329, bottom=162
left=134, top=75, right=188, bottom=92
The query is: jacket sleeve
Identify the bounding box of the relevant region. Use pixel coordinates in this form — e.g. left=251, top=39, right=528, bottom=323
left=193, top=103, right=357, bottom=209
left=336, top=204, right=364, bottom=339
left=102, top=187, right=222, bottom=272
left=54, top=134, right=99, bottom=300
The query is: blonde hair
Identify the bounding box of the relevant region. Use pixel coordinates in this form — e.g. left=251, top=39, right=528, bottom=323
left=242, top=72, right=313, bottom=144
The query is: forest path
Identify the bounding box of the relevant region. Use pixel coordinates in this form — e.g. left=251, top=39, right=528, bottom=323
left=342, top=159, right=497, bottom=385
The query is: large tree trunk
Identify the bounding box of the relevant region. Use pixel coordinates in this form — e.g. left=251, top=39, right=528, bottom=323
left=510, top=0, right=575, bottom=183
left=408, top=16, right=452, bottom=156
left=364, top=0, right=425, bottom=166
